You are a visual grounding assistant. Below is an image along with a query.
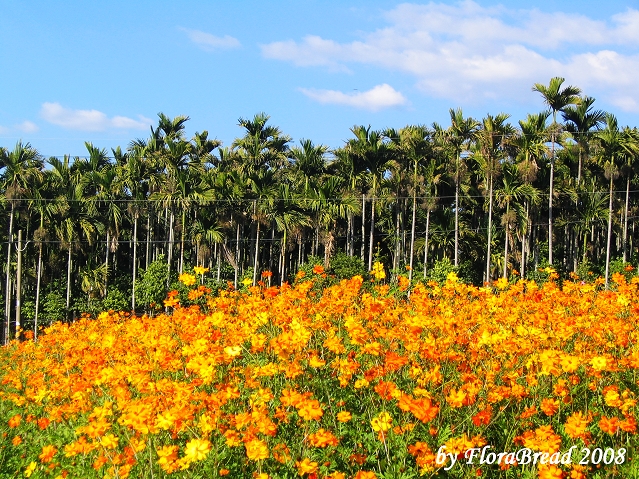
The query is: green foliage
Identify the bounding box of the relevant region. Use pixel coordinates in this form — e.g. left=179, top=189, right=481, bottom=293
left=329, top=252, right=367, bottom=280
left=425, top=257, right=478, bottom=284
left=41, top=289, right=67, bottom=323
left=609, top=257, right=637, bottom=283
left=576, top=259, right=601, bottom=282
left=135, top=255, right=169, bottom=312
left=101, top=288, right=131, bottom=312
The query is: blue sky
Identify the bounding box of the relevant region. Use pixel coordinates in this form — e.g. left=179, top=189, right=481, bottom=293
left=2, top=0, right=639, bottom=157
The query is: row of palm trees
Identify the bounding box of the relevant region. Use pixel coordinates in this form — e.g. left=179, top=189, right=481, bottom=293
left=2, top=77, right=639, bottom=342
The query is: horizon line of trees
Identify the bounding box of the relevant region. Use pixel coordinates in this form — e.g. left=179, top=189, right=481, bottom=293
left=2, top=77, right=639, bottom=343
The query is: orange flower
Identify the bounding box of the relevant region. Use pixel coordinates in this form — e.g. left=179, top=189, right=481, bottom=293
left=472, top=406, right=492, bottom=426
left=297, top=399, right=323, bottom=421
left=564, top=412, right=590, bottom=439
left=8, top=414, right=21, bottom=428
left=353, top=472, right=377, bottom=479
left=12, top=435, right=22, bottom=446
left=336, top=411, right=352, bottom=423
left=245, top=439, right=269, bottom=461
left=307, top=429, right=339, bottom=447
left=295, top=457, right=318, bottom=475
left=598, top=415, right=620, bottom=435
left=39, top=445, right=57, bottom=463
left=540, top=398, right=560, bottom=416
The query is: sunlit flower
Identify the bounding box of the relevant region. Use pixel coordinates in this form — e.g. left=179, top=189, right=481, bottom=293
left=39, top=445, right=57, bottom=463
left=245, top=438, right=269, bottom=461
left=295, top=457, right=318, bottom=475
left=193, top=266, right=209, bottom=276
left=24, top=462, right=37, bottom=478
left=337, top=411, right=352, bottom=423
left=184, top=439, right=211, bottom=462
left=179, top=273, right=197, bottom=286
left=371, top=411, right=393, bottom=432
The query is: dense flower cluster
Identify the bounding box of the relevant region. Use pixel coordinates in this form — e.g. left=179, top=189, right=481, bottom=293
left=0, top=269, right=638, bottom=478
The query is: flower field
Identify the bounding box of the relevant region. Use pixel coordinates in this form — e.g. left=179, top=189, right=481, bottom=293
left=1, top=268, right=639, bottom=478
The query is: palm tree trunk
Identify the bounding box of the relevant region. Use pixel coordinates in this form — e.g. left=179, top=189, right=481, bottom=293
left=105, top=230, right=110, bottom=296
left=132, top=216, right=138, bottom=310
left=454, top=176, right=459, bottom=267
left=253, top=220, right=260, bottom=285
left=347, top=212, right=353, bottom=257
left=34, top=242, right=43, bottom=340
left=145, top=214, right=151, bottom=270
left=408, top=184, right=417, bottom=282
left=521, top=202, right=529, bottom=279
left=605, top=176, right=614, bottom=288
left=623, top=177, right=630, bottom=263
left=281, top=228, right=288, bottom=285
left=361, top=193, right=366, bottom=263
left=369, top=194, right=375, bottom=271
left=179, top=209, right=186, bottom=274
left=234, top=221, right=240, bottom=288
left=549, top=142, right=555, bottom=265
left=167, top=209, right=174, bottom=287
left=503, top=203, right=510, bottom=279
left=486, top=175, right=493, bottom=283
left=66, top=246, right=72, bottom=313
left=394, top=201, right=400, bottom=270
left=423, top=209, right=430, bottom=279
left=4, top=202, right=14, bottom=344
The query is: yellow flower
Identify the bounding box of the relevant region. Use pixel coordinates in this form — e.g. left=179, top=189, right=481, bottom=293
left=242, top=277, right=253, bottom=287
left=371, top=411, right=392, bottom=432
left=336, top=411, right=352, bottom=423
left=591, top=356, right=607, bottom=371
left=24, top=462, right=37, bottom=478
left=100, top=433, right=119, bottom=449
left=179, top=273, right=197, bottom=286
left=245, top=438, right=269, bottom=461
left=296, top=457, right=319, bottom=475
left=371, top=262, right=386, bottom=280
left=224, top=346, right=242, bottom=357
left=194, top=265, right=209, bottom=275
left=184, top=438, right=211, bottom=462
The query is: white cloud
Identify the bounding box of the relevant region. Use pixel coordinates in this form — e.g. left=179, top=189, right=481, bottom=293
left=15, top=121, right=39, bottom=133
left=261, top=2, right=639, bottom=109
left=299, top=84, right=407, bottom=111
left=180, top=27, right=240, bottom=51
left=40, top=103, right=152, bottom=131
left=0, top=121, right=39, bottom=135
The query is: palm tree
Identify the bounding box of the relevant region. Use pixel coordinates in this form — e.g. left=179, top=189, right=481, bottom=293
left=267, top=183, right=310, bottom=284
left=443, top=109, right=479, bottom=267
left=384, top=126, right=432, bottom=280
left=0, top=142, right=43, bottom=343
left=532, top=77, right=581, bottom=265
left=474, top=113, right=515, bottom=282
left=346, top=126, right=393, bottom=270
left=29, top=168, right=56, bottom=339
left=310, top=175, right=359, bottom=267
left=562, top=96, right=606, bottom=186
left=495, top=163, right=538, bottom=278
left=247, top=169, right=277, bottom=284
left=575, top=179, right=608, bottom=265
left=595, top=114, right=624, bottom=287
left=49, top=156, right=97, bottom=318
left=331, top=146, right=369, bottom=258
left=512, top=112, right=549, bottom=276
left=118, top=143, right=151, bottom=310
left=620, top=128, right=639, bottom=262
